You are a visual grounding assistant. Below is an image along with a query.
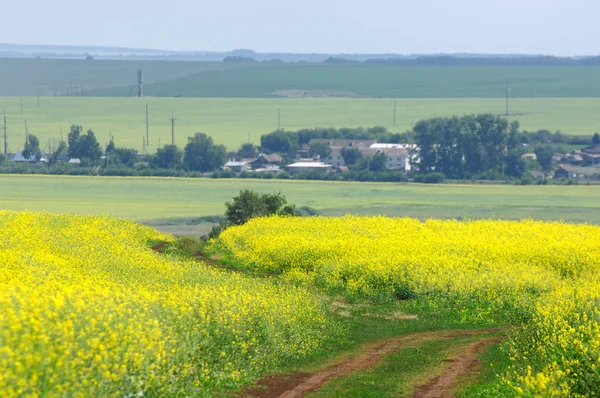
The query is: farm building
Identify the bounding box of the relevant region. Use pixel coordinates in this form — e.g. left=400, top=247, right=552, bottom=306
left=554, top=165, right=582, bottom=179
left=252, top=153, right=282, bottom=168
left=224, top=160, right=251, bottom=172
left=286, top=161, right=332, bottom=174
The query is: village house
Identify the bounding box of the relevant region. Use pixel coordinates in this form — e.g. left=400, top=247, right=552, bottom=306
left=286, top=161, right=332, bottom=174
left=554, top=165, right=582, bottom=179
left=251, top=153, right=282, bottom=168
left=223, top=160, right=251, bottom=172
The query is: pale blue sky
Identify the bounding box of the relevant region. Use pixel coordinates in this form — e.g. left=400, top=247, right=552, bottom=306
left=1, top=0, right=597, bottom=55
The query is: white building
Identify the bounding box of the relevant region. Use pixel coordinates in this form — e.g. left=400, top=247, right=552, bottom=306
left=286, top=161, right=332, bottom=174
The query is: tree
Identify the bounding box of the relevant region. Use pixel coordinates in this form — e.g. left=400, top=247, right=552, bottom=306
left=340, top=147, right=362, bottom=166
left=260, top=130, right=298, bottom=154
left=154, top=145, right=183, bottom=169
left=237, top=143, right=258, bottom=159
left=105, top=138, right=115, bottom=154
left=113, top=148, right=138, bottom=167
left=67, top=125, right=102, bottom=161
left=184, top=133, right=227, bottom=172
left=225, top=190, right=294, bottom=226
left=309, top=142, right=331, bottom=159
left=534, top=145, right=556, bottom=171
left=22, top=134, right=41, bottom=161
left=357, top=152, right=387, bottom=172
left=67, top=125, right=83, bottom=158
left=593, top=133, right=600, bottom=146
left=51, top=141, right=68, bottom=164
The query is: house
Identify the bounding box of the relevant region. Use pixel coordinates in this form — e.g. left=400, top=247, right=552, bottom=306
left=521, top=153, right=537, bottom=160
left=581, top=152, right=600, bottom=166
left=286, top=161, right=332, bottom=174
left=565, top=154, right=584, bottom=165
left=252, top=153, right=282, bottom=168
left=552, top=154, right=563, bottom=164
left=11, top=152, right=38, bottom=162
left=554, top=165, right=581, bottom=179
left=528, top=170, right=547, bottom=180
left=68, top=158, right=81, bottom=165
left=309, top=139, right=376, bottom=149
left=223, top=160, right=251, bottom=172
left=254, top=165, right=281, bottom=174
left=324, top=146, right=411, bottom=170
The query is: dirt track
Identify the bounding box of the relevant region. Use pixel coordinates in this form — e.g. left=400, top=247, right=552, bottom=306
left=244, top=328, right=503, bottom=398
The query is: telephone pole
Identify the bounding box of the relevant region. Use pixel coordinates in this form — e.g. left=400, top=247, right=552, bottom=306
left=505, top=80, right=510, bottom=116
left=145, top=104, right=149, bottom=146
left=2, top=116, right=7, bottom=157
left=277, top=108, right=281, bottom=130
left=170, top=116, right=175, bottom=145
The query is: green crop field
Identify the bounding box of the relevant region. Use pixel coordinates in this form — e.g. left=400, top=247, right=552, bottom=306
left=1, top=175, right=599, bottom=224
left=92, top=65, right=600, bottom=98
left=0, top=58, right=263, bottom=96
left=2, top=58, right=600, bottom=98
left=1, top=97, right=599, bottom=152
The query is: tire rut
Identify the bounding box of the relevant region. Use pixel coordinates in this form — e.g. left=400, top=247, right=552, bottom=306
left=243, top=328, right=503, bottom=398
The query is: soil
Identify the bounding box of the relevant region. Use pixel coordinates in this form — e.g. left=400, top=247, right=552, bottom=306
left=242, top=328, right=503, bottom=398
left=412, top=337, right=504, bottom=398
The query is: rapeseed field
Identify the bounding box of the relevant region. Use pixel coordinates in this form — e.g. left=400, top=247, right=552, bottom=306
left=218, top=216, right=600, bottom=396
left=0, top=211, right=338, bottom=397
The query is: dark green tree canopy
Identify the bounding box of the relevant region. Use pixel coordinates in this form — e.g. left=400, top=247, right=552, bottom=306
left=340, top=147, right=362, bottom=166
left=309, top=142, right=331, bottom=159
left=414, top=114, right=529, bottom=179
left=260, top=130, right=299, bottom=154
left=237, top=143, right=258, bottom=159
left=67, top=125, right=102, bottom=161
left=357, top=152, right=387, bottom=172
left=112, top=147, right=138, bottom=167
left=22, top=134, right=41, bottom=161
left=593, top=133, right=600, bottom=146
left=184, top=133, right=227, bottom=172
left=154, top=145, right=183, bottom=169
left=225, top=190, right=294, bottom=226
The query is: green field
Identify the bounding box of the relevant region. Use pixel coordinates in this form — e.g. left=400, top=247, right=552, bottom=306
left=0, top=59, right=261, bottom=96
left=93, top=65, right=600, bottom=98
left=1, top=97, right=599, bottom=152
left=2, top=59, right=600, bottom=98
left=1, top=175, right=599, bottom=224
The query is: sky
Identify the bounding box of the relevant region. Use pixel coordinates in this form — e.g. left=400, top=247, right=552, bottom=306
left=1, top=0, right=597, bottom=55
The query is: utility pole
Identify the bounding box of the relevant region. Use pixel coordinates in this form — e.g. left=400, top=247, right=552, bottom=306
left=2, top=116, right=7, bottom=157
left=505, top=80, right=510, bottom=116
left=393, top=98, right=397, bottom=126
left=145, top=104, right=149, bottom=146
left=24, top=120, right=28, bottom=140
left=170, top=116, right=175, bottom=145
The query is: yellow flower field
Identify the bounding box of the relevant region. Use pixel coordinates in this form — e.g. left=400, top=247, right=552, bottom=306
left=0, top=211, right=337, bottom=397
left=217, top=216, right=600, bottom=396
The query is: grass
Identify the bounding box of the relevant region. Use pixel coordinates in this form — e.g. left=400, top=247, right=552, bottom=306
left=2, top=96, right=600, bottom=151
left=309, top=336, right=500, bottom=397
left=1, top=175, right=600, bottom=224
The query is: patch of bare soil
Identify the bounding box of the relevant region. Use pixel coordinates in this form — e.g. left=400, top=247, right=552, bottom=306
left=150, top=241, right=168, bottom=253
left=411, top=337, right=504, bottom=398
left=272, top=89, right=365, bottom=98
left=242, top=329, right=502, bottom=398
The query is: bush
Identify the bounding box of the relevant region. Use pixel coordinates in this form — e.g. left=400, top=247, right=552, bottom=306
left=413, top=172, right=445, bottom=184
